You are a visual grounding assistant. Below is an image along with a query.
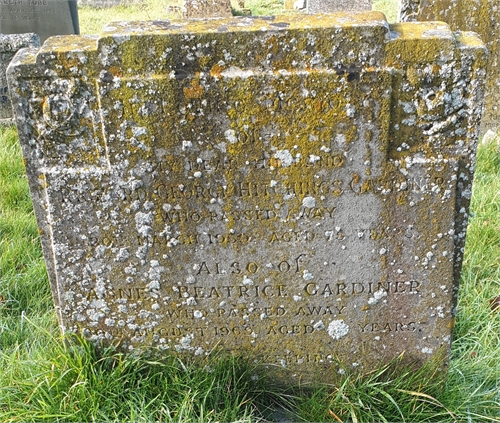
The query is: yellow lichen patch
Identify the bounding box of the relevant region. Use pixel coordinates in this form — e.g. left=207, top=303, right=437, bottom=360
left=387, top=22, right=456, bottom=64
left=38, top=174, right=48, bottom=189
left=269, top=157, right=281, bottom=168
left=183, top=79, right=204, bottom=99
left=209, top=63, right=224, bottom=78
left=109, top=66, right=123, bottom=78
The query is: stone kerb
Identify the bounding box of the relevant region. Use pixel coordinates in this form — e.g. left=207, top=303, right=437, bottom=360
left=0, top=33, right=40, bottom=125
left=7, top=13, right=486, bottom=382
left=399, top=0, right=499, bottom=133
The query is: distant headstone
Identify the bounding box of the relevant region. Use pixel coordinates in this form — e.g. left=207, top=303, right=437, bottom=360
left=166, top=5, right=182, bottom=14
left=398, top=0, right=420, bottom=21
left=183, top=0, right=232, bottom=17
left=400, top=0, right=498, bottom=133
left=7, top=13, right=486, bottom=381
left=308, top=0, right=371, bottom=13
left=79, top=0, right=140, bottom=7
left=0, top=0, right=79, bottom=44
left=0, top=33, right=39, bottom=125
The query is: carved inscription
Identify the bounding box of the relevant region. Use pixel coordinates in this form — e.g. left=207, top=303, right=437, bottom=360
left=83, top=69, right=456, bottom=371
left=0, top=0, right=56, bottom=22
left=91, top=67, right=451, bottom=363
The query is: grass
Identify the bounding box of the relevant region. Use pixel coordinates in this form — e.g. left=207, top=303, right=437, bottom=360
left=1, top=0, right=499, bottom=420
left=78, top=0, right=399, bottom=35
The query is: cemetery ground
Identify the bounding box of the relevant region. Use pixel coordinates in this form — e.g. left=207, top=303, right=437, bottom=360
left=1, top=1, right=500, bottom=421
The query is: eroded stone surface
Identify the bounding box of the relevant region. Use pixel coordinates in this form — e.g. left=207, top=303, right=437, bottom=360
left=399, top=0, right=499, bottom=133
left=0, top=0, right=79, bottom=44
left=0, top=33, right=39, bottom=124
left=183, top=0, right=232, bottom=18
left=398, top=0, right=420, bottom=21
left=7, top=13, right=486, bottom=381
left=307, top=0, right=371, bottom=13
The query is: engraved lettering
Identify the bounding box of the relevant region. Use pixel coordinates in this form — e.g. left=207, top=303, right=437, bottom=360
left=117, top=287, right=146, bottom=300
left=230, top=261, right=241, bottom=274
left=266, top=324, right=315, bottom=335
left=278, top=260, right=290, bottom=272
left=358, top=322, right=417, bottom=332
left=295, top=305, right=345, bottom=316
left=304, top=280, right=421, bottom=297
left=196, top=262, right=211, bottom=275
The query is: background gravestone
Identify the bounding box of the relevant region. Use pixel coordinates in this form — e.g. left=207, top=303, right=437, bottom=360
left=307, top=0, right=371, bottom=13
left=0, top=33, right=39, bottom=125
left=397, top=0, right=420, bottom=21
left=183, top=0, right=232, bottom=17
left=78, top=0, right=140, bottom=7
left=0, top=0, right=79, bottom=44
left=7, top=13, right=486, bottom=382
left=399, top=0, right=498, bottom=133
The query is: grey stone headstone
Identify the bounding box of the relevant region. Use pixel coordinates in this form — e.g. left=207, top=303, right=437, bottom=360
left=78, top=0, right=141, bottom=8
left=7, top=13, right=486, bottom=382
left=0, top=33, right=39, bottom=125
left=398, top=0, right=420, bottom=22
left=307, top=0, right=371, bottom=13
left=0, top=0, right=79, bottom=44
left=183, top=0, right=233, bottom=18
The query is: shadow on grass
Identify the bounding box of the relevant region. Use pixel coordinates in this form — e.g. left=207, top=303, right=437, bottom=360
left=1, top=325, right=464, bottom=422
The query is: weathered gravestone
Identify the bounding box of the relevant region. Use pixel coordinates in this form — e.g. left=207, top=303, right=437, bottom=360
left=397, top=0, right=420, bottom=22
left=308, top=0, right=371, bottom=13
left=78, top=0, right=140, bottom=8
left=399, top=0, right=499, bottom=133
left=183, top=0, right=232, bottom=18
left=7, top=13, right=486, bottom=381
left=0, top=33, right=39, bottom=124
left=0, top=0, right=79, bottom=44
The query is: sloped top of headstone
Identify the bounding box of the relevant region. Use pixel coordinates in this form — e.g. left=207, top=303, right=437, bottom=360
left=0, top=33, right=40, bottom=53
left=0, top=33, right=40, bottom=124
